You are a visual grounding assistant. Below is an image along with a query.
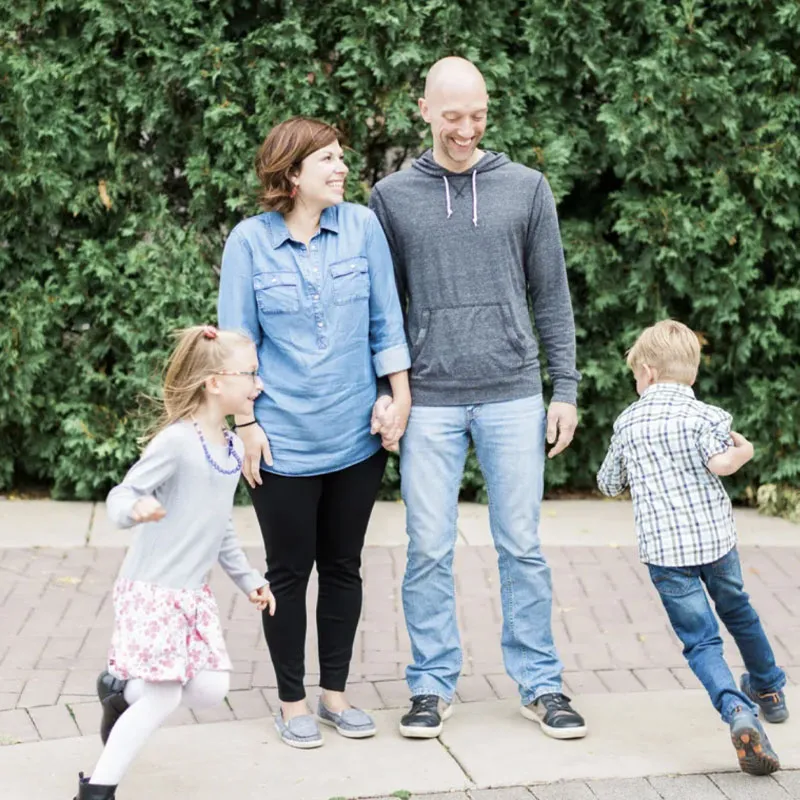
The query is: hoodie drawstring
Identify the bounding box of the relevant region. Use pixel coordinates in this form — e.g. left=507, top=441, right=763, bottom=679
left=471, top=170, right=478, bottom=227
left=441, top=173, right=478, bottom=226
left=443, top=176, right=453, bottom=218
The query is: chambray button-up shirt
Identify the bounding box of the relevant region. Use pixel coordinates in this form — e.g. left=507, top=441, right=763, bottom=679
left=218, top=203, right=410, bottom=476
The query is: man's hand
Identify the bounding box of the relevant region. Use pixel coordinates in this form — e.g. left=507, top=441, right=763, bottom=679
left=546, top=401, right=578, bottom=459
left=131, top=496, right=166, bottom=524
left=371, top=395, right=411, bottom=453
left=238, top=423, right=273, bottom=488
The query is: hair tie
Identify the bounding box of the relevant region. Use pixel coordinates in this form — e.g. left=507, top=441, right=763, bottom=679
left=202, top=325, right=218, bottom=340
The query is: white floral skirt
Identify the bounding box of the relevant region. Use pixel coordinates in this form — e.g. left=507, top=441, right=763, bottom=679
left=107, top=578, right=231, bottom=684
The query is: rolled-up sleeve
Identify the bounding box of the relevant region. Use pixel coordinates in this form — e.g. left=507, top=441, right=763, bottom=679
left=698, top=412, right=733, bottom=465
left=217, top=228, right=261, bottom=344
left=597, top=434, right=628, bottom=497
left=365, top=211, right=411, bottom=377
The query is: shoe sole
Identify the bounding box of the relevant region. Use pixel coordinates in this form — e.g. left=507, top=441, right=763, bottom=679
left=520, top=704, right=588, bottom=740
left=398, top=704, right=453, bottom=739
left=317, top=715, right=376, bottom=739
left=274, top=719, right=324, bottom=749
left=732, top=723, right=780, bottom=776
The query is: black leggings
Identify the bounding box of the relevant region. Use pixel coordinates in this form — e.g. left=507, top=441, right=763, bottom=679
left=249, top=449, right=388, bottom=702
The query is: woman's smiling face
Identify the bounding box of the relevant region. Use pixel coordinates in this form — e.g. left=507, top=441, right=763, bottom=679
left=292, top=140, right=349, bottom=209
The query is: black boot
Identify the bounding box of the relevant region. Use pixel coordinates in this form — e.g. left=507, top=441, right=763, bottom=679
left=73, top=772, right=117, bottom=799
left=96, top=671, right=128, bottom=745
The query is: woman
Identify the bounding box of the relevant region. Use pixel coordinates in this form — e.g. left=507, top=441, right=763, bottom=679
left=218, top=117, right=410, bottom=749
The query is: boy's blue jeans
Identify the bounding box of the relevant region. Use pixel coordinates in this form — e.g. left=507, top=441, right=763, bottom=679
left=399, top=395, right=562, bottom=706
left=648, top=547, right=785, bottom=723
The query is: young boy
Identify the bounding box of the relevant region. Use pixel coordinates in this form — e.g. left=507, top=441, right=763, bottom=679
left=597, top=319, right=788, bottom=776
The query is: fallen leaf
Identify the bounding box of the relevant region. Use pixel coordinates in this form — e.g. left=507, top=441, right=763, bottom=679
left=98, top=180, right=112, bottom=210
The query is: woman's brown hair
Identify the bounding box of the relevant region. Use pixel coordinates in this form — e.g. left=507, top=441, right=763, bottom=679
left=255, top=116, right=342, bottom=214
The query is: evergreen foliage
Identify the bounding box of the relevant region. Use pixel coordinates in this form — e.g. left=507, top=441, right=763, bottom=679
left=2, top=1, right=798, bottom=500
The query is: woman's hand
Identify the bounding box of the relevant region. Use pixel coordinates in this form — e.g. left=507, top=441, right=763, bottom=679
left=131, top=496, right=166, bottom=524
left=238, top=423, right=273, bottom=488
left=371, top=396, right=411, bottom=453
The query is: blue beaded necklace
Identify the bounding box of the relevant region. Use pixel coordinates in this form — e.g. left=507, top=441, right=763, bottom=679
left=192, top=420, right=242, bottom=476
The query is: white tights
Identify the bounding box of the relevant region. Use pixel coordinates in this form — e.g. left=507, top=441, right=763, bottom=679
left=89, top=671, right=229, bottom=786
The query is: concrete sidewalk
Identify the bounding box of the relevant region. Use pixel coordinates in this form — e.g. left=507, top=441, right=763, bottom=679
left=1, top=497, right=799, bottom=549
left=1, top=691, right=800, bottom=799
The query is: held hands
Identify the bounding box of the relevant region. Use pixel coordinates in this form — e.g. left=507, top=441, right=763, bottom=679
left=131, top=496, right=166, bottom=524
left=546, top=401, right=578, bottom=459
left=249, top=584, right=276, bottom=615
left=371, top=395, right=411, bottom=453
left=238, top=423, right=273, bottom=488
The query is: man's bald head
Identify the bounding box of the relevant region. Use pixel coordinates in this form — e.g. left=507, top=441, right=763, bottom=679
left=419, top=57, right=489, bottom=173
left=424, top=57, right=487, bottom=102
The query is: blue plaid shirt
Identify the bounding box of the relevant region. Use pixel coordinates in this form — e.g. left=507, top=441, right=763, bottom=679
left=597, top=383, right=737, bottom=567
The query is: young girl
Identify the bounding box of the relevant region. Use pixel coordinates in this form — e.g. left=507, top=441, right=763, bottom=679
left=74, top=325, right=276, bottom=800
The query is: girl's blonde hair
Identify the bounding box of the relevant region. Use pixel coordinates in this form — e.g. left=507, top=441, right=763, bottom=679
left=143, top=325, right=253, bottom=443
left=626, top=319, right=701, bottom=385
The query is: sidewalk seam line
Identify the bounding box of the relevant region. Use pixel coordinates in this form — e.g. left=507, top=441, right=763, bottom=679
left=437, top=736, right=476, bottom=789
left=85, top=504, right=96, bottom=546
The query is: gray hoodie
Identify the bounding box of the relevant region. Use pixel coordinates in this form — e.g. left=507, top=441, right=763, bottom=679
left=369, top=149, right=580, bottom=407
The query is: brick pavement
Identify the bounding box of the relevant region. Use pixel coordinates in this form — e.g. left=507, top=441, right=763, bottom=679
left=2, top=544, right=800, bottom=744
left=366, top=772, right=800, bottom=800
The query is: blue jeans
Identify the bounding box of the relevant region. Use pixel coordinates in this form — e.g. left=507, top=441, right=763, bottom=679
left=399, top=395, right=562, bottom=705
left=648, top=547, right=785, bottom=723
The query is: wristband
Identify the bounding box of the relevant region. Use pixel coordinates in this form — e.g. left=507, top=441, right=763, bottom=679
left=233, top=420, right=258, bottom=431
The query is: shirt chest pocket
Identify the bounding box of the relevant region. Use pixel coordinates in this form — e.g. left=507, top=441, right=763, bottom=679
left=254, top=272, right=300, bottom=315
left=329, top=257, right=370, bottom=305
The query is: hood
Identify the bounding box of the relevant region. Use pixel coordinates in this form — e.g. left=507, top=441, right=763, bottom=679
left=410, top=149, right=509, bottom=227
left=411, top=149, right=510, bottom=177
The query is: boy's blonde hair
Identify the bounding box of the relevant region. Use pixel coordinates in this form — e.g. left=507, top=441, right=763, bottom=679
left=144, top=326, right=253, bottom=442
left=626, top=319, right=701, bottom=385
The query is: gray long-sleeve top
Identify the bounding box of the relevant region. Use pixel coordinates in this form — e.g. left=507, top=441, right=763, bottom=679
left=106, top=421, right=266, bottom=595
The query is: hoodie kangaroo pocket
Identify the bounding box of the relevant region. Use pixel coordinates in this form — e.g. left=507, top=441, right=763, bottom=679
left=411, top=304, right=527, bottom=382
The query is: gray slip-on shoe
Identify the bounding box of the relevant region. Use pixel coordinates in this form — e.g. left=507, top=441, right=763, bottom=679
left=317, top=698, right=376, bottom=739
left=274, top=711, right=323, bottom=749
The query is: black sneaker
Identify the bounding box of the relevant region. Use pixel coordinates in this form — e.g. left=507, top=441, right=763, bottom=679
left=730, top=705, right=780, bottom=775
left=398, top=694, right=452, bottom=739
left=521, top=693, right=587, bottom=739
left=740, top=673, right=789, bottom=724
left=97, top=671, right=129, bottom=745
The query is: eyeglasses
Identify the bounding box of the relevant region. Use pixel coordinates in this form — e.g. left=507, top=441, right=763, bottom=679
left=213, top=370, right=260, bottom=383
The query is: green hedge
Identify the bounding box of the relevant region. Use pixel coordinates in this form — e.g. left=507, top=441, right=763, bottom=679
left=2, top=0, right=798, bottom=501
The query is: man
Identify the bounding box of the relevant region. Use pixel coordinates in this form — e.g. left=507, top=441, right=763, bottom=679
left=369, top=57, right=587, bottom=740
